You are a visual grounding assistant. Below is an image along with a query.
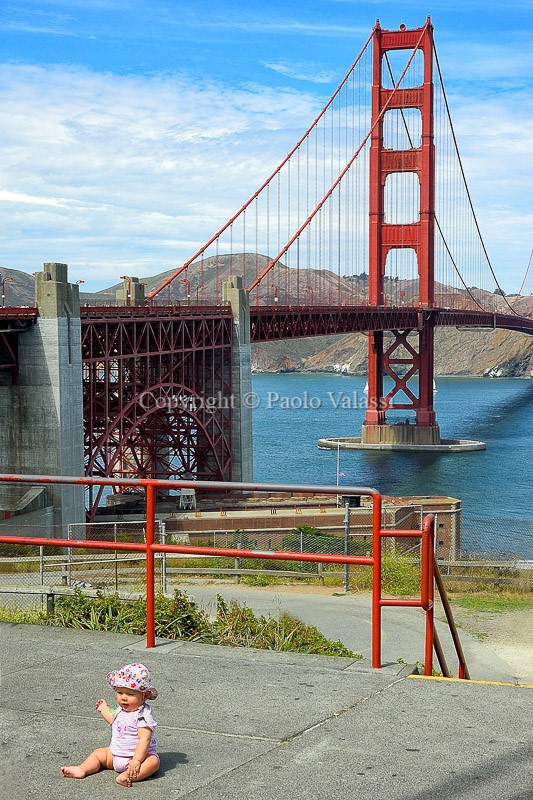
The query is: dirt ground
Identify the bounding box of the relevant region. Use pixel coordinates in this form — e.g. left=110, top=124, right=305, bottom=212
left=434, top=601, right=533, bottom=683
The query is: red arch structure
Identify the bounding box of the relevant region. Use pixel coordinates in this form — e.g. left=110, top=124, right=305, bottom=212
left=81, top=306, right=233, bottom=516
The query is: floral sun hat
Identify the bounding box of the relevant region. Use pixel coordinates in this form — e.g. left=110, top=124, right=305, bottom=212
left=106, top=663, right=158, bottom=700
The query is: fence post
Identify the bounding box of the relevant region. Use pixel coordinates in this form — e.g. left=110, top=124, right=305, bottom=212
left=343, top=500, right=350, bottom=592
left=114, top=522, right=119, bottom=591
left=421, top=515, right=435, bottom=676
left=145, top=483, right=156, bottom=648
left=161, top=522, right=167, bottom=594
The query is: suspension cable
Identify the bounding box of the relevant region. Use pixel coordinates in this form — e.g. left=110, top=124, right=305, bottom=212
left=248, top=21, right=431, bottom=293
left=433, top=45, right=518, bottom=315
left=146, top=28, right=376, bottom=302
left=517, top=248, right=533, bottom=297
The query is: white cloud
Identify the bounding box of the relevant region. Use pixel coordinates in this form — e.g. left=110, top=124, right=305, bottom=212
left=0, top=55, right=530, bottom=294
left=438, top=41, right=533, bottom=84
left=219, top=20, right=368, bottom=36
left=262, top=61, right=339, bottom=84
left=0, top=189, right=68, bottom=206
left=0, top=63, right=322, bottom=290
left=439, top=87, right=533, bottom=287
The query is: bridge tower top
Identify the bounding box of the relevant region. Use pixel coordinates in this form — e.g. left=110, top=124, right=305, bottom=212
left=369, top=19, right=434, bottom=308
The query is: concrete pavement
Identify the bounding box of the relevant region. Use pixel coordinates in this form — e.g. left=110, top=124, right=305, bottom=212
left=1, top=586, right=532, bottom=799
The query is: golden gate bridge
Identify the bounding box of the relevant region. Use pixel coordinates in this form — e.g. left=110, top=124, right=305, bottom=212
left=0, top=18, right=532, bottom=517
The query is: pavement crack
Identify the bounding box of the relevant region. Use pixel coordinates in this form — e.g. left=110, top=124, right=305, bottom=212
left=3, top=706, right=279, bottom=742
left=170, top=742, right=281, bottom=798
left=158, top=725, right=278, bottom=742
left=280, top=675, right=406, bottom=742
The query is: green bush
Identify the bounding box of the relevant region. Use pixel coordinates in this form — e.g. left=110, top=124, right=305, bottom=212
left=46, top=589, right=209, bottom=639
left=206, top=595, right=359, bottom=657
left=381, top=554, right=421, bottom=596
left=40, top=588, right=360, bottom=658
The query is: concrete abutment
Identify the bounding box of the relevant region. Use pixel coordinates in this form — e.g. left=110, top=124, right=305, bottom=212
left=0, top=263, right=85, bottom=534
left=223, top=276, right=253, bottom=482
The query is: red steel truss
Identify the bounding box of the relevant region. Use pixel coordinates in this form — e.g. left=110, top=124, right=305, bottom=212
left=81, top=307, right=233, bottom=516
left=250, top=307, right=533, bottom=343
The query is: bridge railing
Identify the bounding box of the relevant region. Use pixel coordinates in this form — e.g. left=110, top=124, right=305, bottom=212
left=0, top=473, right=468, bottom=677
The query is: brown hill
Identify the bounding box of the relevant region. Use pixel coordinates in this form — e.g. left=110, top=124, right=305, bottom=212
left=2, top=265, right=532, bottom=377
left=254, top=326, right=532, bottom=378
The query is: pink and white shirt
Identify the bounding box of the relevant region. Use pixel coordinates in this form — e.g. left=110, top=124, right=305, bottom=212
left=109, top=704, right=157, bottom=757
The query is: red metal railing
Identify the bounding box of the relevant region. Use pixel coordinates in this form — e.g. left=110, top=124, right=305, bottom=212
left=375, top=515, right=438, bottom=674
left=0, top=473, right=468, bottom=677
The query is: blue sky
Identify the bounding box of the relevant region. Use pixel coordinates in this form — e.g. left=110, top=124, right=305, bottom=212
left=0, top=0, right=531, bottom=292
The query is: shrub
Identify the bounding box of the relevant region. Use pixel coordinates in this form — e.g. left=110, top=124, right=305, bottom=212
left=207, top=594, right=359, bottom=657
left=41, top=588, right=360, bottom=658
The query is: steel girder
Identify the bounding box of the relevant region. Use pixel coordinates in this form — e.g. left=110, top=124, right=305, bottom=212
left=0, top=333, right=19, bottom=383
left=250, top=306, right=423, bottom=341
left=250, top=306, right=533, bottom=342
left=81, top=309, right=233, bottom=516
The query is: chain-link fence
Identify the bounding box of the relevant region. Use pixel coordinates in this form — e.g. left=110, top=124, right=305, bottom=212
left=0, top=500, right=531, bottom=610
left=0, top=520, right=166, bottom=611
left=460, top=514, right=533, bottom=561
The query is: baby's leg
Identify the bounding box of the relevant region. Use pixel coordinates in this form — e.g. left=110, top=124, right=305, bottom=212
left=61, top=747, right=113, bottom=778
left=116, top=754, right=160, bottom=787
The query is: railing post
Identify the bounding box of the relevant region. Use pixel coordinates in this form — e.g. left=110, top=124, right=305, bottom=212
left=371, top=493, right=382, bottom=668
left=145, top=482, right=156, bottom=648
left=421, top=515, right=435, bottom=676
left=161, top=521, right=167, bottom=595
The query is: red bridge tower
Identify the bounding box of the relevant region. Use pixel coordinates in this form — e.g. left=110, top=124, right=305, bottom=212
left=362, top=20, right=440, bottom=447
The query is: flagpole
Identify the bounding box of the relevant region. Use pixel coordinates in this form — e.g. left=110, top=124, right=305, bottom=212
left=336, top=440, right=340, bottom=506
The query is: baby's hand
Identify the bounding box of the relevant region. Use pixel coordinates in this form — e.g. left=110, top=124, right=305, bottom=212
left=95, top=698, right=110, bottom=714
left=127, top=758, right=141, bottom=780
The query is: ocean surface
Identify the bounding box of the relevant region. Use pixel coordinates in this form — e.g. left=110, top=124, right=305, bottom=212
left=251, top=373, right=533, bottom=558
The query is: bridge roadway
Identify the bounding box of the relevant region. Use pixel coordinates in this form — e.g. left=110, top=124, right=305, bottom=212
left=250, top=305, right=533, bottom=341
left=2, top=589, right=532, bottom=799
left=2, top=302, right=533, bottom=342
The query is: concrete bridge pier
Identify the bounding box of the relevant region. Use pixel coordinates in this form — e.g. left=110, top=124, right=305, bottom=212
left=223, top=276, right=253, bottom=482
left=0, top=263, right=85, bottom=535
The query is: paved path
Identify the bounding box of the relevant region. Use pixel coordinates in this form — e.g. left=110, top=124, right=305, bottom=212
left=1, top=622, right=532, bottom=799
left=170, top=581, right=521, bottom=683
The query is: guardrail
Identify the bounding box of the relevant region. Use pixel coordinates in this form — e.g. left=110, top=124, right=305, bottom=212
left=0, top=473, right=468, bottom=677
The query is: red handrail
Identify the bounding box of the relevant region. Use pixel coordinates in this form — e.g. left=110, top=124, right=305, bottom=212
left=375, top=514, right=469, bottom=678
left=0, top=473, right=468, bottom=676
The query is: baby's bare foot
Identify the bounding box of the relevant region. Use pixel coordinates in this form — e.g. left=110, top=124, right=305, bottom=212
left=116, top=772, right=132, bottom=787
left=61, top=766, right=86, bottom=779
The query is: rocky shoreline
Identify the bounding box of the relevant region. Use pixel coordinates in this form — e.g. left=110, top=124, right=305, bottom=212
left=252, top=326, right=533, bottom=378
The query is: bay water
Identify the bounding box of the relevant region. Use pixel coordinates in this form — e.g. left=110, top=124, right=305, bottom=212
left=251, top=373, right=533, bottom=558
